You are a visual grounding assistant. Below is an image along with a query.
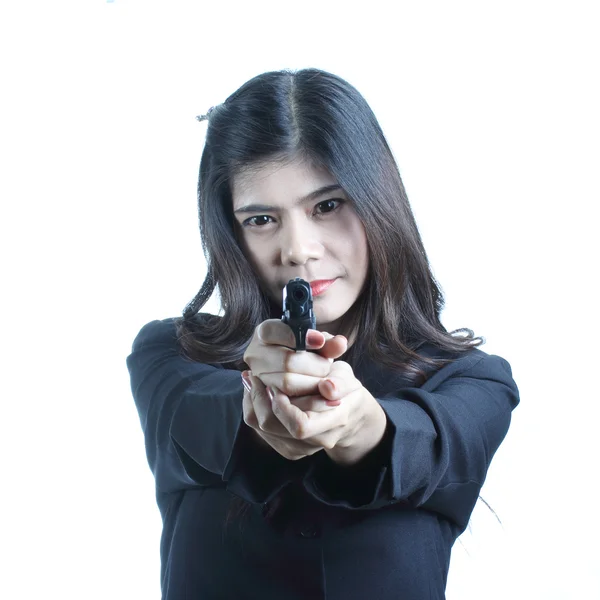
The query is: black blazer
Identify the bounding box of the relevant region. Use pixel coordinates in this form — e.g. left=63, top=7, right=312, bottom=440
left=126, top=317, right=520, bottom=600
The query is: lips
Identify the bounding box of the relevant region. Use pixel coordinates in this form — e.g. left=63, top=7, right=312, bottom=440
left=310, top=279, right=336, bottom=296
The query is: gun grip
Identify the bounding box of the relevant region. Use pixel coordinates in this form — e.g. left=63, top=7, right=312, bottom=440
left=292, top=325, right=309, bottom=351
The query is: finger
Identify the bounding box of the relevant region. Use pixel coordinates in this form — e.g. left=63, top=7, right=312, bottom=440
left=289, top=394, right=341, bottom=412
left=304, top=329, right=344, bottom=352
left=258, top=372, right=326, bottom=398
left=267, top=324, right=343, bottom=354
left=315, top=335, right=348, bottom=360
left=259, top=431, right=325, bottom=460
left=253, top=345, right=334, bottom=379
left=257, top=319, right=298, bottom=349
left=242, top=386, right=259, bottom=429
left=247, top=373, right=294, bottom=438
left=268, top=386, right=311, bottom=439
left=271, top=387, right=348, bottom=441
left=244, top=374, right=329, bottom=458
left=317, top=361, right=360, bottom=401
left=281, top=349, right=333, bottom=377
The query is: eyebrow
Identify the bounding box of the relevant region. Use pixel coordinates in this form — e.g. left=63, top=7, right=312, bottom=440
left=233, top=184, right=343, bottom=214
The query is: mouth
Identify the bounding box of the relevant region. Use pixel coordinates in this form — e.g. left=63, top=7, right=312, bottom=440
left=310, top=279, right=337, bottom=297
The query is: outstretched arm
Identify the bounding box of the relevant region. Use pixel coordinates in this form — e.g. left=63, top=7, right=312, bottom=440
left=299, top=351, right=520, bottom=532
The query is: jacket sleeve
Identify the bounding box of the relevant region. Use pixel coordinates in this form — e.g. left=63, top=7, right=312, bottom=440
left=126, top=318, right=301, bottom=502
left=301, top=351, right=520, bottom=531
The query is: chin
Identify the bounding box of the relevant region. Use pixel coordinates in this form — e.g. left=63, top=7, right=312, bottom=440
left=314, top=307, right=347, bottom=330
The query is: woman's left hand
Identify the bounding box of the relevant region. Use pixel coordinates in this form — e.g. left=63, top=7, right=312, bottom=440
left=271, top=360, right=389, bottom=467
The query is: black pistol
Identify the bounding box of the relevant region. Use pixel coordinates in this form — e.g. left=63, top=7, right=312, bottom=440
left=281, top=278, right=316, bottom=351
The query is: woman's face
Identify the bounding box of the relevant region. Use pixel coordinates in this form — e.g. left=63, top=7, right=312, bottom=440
left=231, top=157, right=369, bottom=336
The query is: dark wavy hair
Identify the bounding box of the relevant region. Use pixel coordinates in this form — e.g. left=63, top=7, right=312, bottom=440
left=173, top=68, right=486, bottom=529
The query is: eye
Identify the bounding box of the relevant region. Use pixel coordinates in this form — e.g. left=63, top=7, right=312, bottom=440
left=242, top=215, right=275, bottom=227
left=314, top=198, right=345, bottom=215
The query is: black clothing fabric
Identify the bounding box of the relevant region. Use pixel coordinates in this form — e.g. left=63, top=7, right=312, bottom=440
left=126, top=317, right=520, bottom=600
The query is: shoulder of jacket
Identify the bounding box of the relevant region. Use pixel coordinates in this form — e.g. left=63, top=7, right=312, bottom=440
left=130, top=317, right=178, bottom=350
left=130, top=313, right=223, bottom=351
left=421, top=346, right=515, bottom=391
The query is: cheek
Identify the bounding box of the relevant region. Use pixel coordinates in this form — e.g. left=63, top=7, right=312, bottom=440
left=240, top=237, right=274, bottom=285
left=339, top=220, right=369, bottom=265
left=239, top=233, right=263, bottom=265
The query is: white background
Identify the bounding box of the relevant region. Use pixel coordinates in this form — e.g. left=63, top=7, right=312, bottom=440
left=2, top=1, right=599, bottom=598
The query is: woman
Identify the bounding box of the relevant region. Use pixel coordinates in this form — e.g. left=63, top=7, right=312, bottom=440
left=126, top=68, right=520, bottom=600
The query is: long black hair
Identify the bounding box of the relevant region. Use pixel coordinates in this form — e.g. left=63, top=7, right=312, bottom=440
left=173, top=68, right=485, bottom=527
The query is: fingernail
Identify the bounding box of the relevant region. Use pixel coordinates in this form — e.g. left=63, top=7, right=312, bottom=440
left=306, top=330, right=322, bottom=346
left=241, top=371, right=252, bottom=392
left=324, top=378, right=337, bottom=393
left=266, top=386, right=274, bottom=403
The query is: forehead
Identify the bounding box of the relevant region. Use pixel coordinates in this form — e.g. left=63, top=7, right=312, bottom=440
left=231, top=158, right=337, bottom=207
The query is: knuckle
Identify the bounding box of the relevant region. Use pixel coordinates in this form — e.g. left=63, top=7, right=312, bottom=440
left=246, top=417, right=259, bottom=430
left=333, top=360, right=350, bottom=371
left=258, top=320, right=275, bottom=342
left=260, top=319, right=279, bottom=340
left=278, top=445, right=295, bottom=460
left=312, top=435, right=326, bottom=448
left=281, top=372, right=294, bottom=394
left=292, top=424, right=308, bottom=440
left=256, top=322, right=266, bottom=342
left=318, top=360, right=332, bottom=377
left=243, top=343, right=259, bottom=365
left=256, top=416, right=268, bottom=431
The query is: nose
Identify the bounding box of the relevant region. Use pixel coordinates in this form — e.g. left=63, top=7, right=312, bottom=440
left=280, top=218, right=324, bottom=266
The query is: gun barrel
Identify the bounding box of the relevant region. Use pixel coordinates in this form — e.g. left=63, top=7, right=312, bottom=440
left=281, top=278, right=316, bottom=350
